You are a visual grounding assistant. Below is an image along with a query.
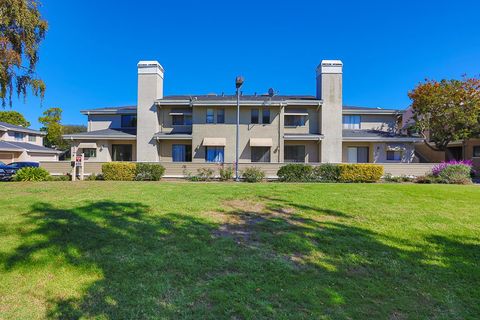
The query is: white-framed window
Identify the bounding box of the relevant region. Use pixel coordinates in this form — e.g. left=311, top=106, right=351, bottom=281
left=28, top=135, right=36, bottom=142
left=83, top=148, right=97, bottom=158
left=343, top=115, right=361, bottom=129
left=14, top=132, right=24, bottom=141
left=386, top=150, right=402, bottom=161
left=284, top=115, right=306, bottom=127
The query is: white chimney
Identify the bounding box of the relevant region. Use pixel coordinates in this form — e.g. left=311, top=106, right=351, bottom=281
left=136, top=61, right=164, bottom=162
left=317, top=60, right=343, bottom=163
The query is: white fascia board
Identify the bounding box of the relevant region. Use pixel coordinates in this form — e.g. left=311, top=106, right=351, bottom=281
left=62, top=135, right=137, bottom=140
left=80, top=109, right=137, bottom=115
left=342, top=110, right=403, bottom=115
left=284, top=135, right=324, bottom=141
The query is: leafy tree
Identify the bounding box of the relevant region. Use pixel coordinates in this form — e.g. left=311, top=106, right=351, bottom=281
left=0, top=110, right=30, bottom=126
left=59, top=124, right=87, bottom=150
left=407, top=77, right=480, bottom=151
left=0, top=0, right=48, bottom=107
left=39, top=107, right=62, bottom=148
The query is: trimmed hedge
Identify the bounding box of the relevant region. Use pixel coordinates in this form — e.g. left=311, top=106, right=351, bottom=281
left=102, top=162, right=137, bottom=181
left=313, top=164, right=341, bottom=182
left=13, top=167, right=50, bottom=182
left=135, top=163, right=165, bottom=181
left=277, top=164, right=313, bottom=182
left=338, top=164, right=383, bottom=183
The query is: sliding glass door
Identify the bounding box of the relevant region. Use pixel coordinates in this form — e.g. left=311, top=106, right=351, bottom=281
left=112, top=144, right=132, bottom=161
left=347, top=147, right=369, bottom=163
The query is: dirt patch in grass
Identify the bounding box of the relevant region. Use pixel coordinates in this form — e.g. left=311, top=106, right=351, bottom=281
left=212, top=199, right=298, bottom=246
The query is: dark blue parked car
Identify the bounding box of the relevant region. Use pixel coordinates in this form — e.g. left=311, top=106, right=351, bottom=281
left=0, top=162, right=39, bottom=181
left=0, top=163, right=17, bottom=181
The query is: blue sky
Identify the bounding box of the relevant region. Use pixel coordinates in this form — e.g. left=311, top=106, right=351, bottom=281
left=8, top=0, right=480, bottom=129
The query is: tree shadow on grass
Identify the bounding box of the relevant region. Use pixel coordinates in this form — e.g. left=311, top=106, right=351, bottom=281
left=2, top=199, right=480, bottom=319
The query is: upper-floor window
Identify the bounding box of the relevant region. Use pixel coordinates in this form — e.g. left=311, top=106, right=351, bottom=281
left=172, top=114, right=192, bottom=125
left=262, top=109, right=270, bottom=124
left=217, top=109, right=225, bottom=124
left=28, top=135, right=36, bottom=142
left=343, top=115, right=360, bottom=129
left=284, top=115, right=306, bottom=127
left=206, top=109, right=214, bottom=124
left=251, top=109, right=259, bottom=124
left=121, top=115, right=137, bottom=128
left=14, top=132, right=24, bottom=141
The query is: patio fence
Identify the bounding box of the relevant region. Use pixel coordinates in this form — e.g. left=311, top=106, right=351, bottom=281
left=39, top=161, right=437, bottom=179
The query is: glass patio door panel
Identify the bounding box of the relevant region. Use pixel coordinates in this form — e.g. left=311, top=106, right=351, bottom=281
left=347, top=147, right=369, bottom=163
left=172, top=144, right=192, bottom=162
left=357, top=147, right=369, bottom=163
left=112, top=144, right=132, bottom=161
left=347, top=147, right=358, bottom=163
left=251, top=147, right=271, bottom=163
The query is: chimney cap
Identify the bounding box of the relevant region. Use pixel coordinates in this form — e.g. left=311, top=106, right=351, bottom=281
left=316, top=60, right=343, bottom=75
left=138, top=60, right=164, bottom=76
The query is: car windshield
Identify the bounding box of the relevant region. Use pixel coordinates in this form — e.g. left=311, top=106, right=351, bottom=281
left=7, top=163, right=21, bottom=168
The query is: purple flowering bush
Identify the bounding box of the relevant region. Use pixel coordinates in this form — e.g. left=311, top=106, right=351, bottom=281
left=430, top=160, right=474, bottom=184
left=432, top=160, right=474, bottom=176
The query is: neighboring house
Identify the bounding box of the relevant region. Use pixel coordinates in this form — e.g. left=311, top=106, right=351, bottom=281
left=0, top=122, right=61, bottom=163
left=63, top=60, right=422, bottom=164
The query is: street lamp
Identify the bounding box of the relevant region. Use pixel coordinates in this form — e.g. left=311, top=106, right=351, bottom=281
left=235, top=76, right=244, bottom=182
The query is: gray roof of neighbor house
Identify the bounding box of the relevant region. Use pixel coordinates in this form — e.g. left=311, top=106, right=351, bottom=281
left=62, top=128, right=136, bottom=140
left=343, top=129, right=422, bottom=141
left=0, top=121, right=46, bottom=135
left=0, top=141, right=61, bottom=153
left=80, top=105, right=137, bottom=115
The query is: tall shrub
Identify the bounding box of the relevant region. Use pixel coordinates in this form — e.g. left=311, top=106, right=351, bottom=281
left=102, top=162, right=136, bottom=181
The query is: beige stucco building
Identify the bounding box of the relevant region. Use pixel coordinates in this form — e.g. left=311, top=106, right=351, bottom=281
left=0, top=122, right=61, bottom=163
left=64, top=60, right=423, bottom=164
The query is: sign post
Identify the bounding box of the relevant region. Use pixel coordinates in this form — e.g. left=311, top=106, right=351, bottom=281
left=72, top=153, right=85, bottom=181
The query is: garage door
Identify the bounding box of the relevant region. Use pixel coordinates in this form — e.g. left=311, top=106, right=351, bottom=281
left=0, top=153, right=14, bottom=163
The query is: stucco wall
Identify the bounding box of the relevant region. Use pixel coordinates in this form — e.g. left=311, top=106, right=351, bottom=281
left=342, top=142, right=415, bottom=163
left=72, top=140, right=137, bottom=162
left=88, top=115, right=122, bottom=131
left=284, top=140, right=320, bottom=163
left=3, top=131, right=44, bottom=146
left=358, top=114, right=397, bottom=131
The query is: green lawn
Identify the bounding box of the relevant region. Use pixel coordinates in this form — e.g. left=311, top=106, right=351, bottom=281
left=0, top=182, right=479, bottom=319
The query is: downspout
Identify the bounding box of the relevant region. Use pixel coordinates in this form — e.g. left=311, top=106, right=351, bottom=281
left=278, top=103, right=284, bottom=162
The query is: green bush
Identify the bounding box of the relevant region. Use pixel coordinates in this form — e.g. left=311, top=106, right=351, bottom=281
left=338, top=164, right=383, bottom=183
left=277, top=164, right=313, bottom=182
left=13, top=167, right=50, bottom=182
left=102, top=162, right=137, bottom=181
left=242, top=167, right=265, bottom=183
left=219, top=166, right=234, bottom=181
left=414, top=174, right=443, bottom=184
left=135, top=163, right=165, bottom=181
left=48, top=175, right=70, bottom=181
left=438, top=164, right=472, bottom=184
left=312, top=164, right=340, bottom=182
left=186, top=167, right=215, bottom=181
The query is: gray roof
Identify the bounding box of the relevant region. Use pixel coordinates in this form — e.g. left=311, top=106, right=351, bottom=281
left=162, top=94, right=318, bottom=101
left=0, top=141, right=61, bottom=153
left=0, top=121, right=45, bottom=135
left=63, top=128, right=136, bottom=140
left=343, top=129, right=422, bottom=141
left=343, top=105, right=399, bottom=111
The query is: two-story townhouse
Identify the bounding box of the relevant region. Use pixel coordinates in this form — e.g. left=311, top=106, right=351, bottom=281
left=0, top=122, right=61, bottom=163
left=63, top=60, right=422, bottom=164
